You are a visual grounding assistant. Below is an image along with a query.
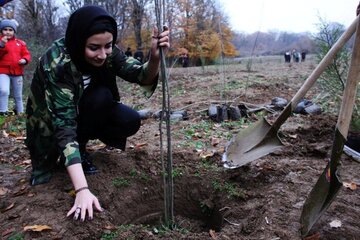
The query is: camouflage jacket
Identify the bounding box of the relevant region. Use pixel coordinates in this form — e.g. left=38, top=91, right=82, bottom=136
left=26, top=37, right=156, bottom=167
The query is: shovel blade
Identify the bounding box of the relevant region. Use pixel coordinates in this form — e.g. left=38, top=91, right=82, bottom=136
left=222, top=117, right=284, bottom=169
left=300, top=166, right=342, bottom=236
left=300, top=128, right=344, bottom=236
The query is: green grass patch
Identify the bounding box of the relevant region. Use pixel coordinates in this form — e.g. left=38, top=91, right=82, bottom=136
left=112, top=177, right=130, bottom=188
left=212, top=180, right=245, bottom=199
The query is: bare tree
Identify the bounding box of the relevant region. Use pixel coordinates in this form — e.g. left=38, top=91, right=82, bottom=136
left=130, top=0, right=148, bottom=48
left=64, top=0, right=83, bottom=13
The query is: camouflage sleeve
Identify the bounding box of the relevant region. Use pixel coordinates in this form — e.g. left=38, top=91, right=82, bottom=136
left=111, top=46, right=158, bottom=98
left=43, top=61, right=81, bottom=167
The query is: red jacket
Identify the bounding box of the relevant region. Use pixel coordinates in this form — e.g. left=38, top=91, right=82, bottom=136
left=0, top=36, right=31, bottom=75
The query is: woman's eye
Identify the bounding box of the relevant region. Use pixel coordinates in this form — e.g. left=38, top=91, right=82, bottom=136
left=88, top=46, right=99, bottom=51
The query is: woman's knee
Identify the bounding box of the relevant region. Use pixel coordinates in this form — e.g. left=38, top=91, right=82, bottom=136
left=116, top=106, right=141, bottom=136
left=128, top=112, right=141, bottom=135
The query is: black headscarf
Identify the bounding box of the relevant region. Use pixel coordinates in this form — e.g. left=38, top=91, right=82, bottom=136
left=65, top=5, right=118, bottom=73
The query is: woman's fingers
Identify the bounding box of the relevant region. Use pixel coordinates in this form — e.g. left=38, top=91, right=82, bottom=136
left=80, top=206, right=87, bottom=221
left=73, top=207, right=82, bottom=220
left=158, top=36, right=170, bottom=47
left=94, top=198, right=103, bottom=212
left=67, top=196, right=102, bottom=221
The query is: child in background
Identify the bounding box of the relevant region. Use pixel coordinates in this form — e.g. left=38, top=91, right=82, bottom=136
left=0, top=19, right=31, bottom=115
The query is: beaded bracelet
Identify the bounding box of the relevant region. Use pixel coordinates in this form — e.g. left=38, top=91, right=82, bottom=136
left=75, top=186, right=89, bottom=194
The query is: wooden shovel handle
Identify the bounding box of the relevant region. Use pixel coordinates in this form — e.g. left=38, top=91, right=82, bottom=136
left=337, top=17, right=360, bottom=137
left=291, top=16, right=359, bottom=108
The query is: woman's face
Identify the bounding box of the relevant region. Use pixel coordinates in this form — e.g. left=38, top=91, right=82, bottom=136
left=84, top=31, right=113, bottom=67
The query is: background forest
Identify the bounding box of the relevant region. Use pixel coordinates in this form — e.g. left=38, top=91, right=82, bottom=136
left=0, top=0, right=352, bottom=66
left=0, top=0, right=331, bottom=64
left=0, top=0, right=356, bottom=118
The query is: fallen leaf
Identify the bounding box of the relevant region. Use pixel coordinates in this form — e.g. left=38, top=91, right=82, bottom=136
left=135, top=142, right=148, bottom=149
left=0, top=187, right=9, bottom=195
left=12, top=188, right=28, bottom=197
left=211, top=137, right=220, bottom=146
left=1, top=227, right=15, bottom=237
left=200, top=151, right=214, bottom=159
left=68, top=190, right=76, bottom=197
left=288, top=134, right=297, bottom=139
left=329, top=219, right=342, bottom=228
left=209, top=229, right=217, bottom=239
left=216, top=147, right=225, bottom=154
left=1, top=202, right=15, bottom=213
left=24, top=225, right=52, bottom=232
left=104, top=225, right=116, bottom=230
left=8, top=214, right=20, bottom=220
left=1, top=130, right=8, bottom=137
left=8, top=132, right=18, bottom=137
left=19, top=178, right=27, bottom=183
left=87, top=143, right=106, bottom=150
left=343, top=182, right=357, bottom=190
left=22, top=160, right=32, bottom=165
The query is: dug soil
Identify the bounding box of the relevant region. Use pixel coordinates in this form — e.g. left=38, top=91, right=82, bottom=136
left=1, top=56, right=360, bottom=239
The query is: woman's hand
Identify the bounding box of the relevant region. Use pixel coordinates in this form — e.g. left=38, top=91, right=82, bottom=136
left=150, top=26, right=170, bottom=60
left=66, top=188, right=102, bottom=221
left=66, top=163, right=103, bottom=221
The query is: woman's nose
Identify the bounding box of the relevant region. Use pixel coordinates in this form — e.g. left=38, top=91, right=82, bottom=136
left=98, top=49, right=108, bottom=59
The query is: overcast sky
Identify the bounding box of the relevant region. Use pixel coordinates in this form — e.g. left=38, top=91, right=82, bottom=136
left=219, top=0, right=359, bottom=33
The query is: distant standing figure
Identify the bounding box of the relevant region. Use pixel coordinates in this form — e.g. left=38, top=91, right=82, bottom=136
left=301, top=51, right=307, bottom=62
left=181, top=53, right=189, bottom=67
left=284, top=51, right=291, bottom=63
left=134, top=47, right=144, bottom=63
left=0, top=19, right=31, bottom=116
left=125, top=47, right=132, bottom=57
left=292, top=49, right=300, bottom=63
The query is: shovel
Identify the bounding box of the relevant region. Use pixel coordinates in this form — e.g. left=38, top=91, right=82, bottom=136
left=222, top=16, right=359, bottom=169
left=300, top=15, right=360, bottom=237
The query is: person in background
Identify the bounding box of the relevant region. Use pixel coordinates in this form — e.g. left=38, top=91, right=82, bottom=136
left=284, top=51, right=291, bottom=63
left=134, top=47, right=144, bottom=63
left=0, top=19, right=31, bottom=116
left=25, top=5, right=169, bottom=221
left=301, top=50, right=307, bottom=62
left=181, top=53, right=189, bottom=67
left=125, top=47, right=132, bottom=57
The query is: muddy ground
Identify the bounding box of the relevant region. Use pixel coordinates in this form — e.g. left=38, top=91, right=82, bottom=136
left=1, top=55, right=360, bottom=240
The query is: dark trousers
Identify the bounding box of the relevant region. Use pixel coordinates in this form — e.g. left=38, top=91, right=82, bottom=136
left=77, top=85, right=140, bottom=151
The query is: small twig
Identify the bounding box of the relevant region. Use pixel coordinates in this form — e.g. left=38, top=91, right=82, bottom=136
left=223, top=218, right=241, bottom=226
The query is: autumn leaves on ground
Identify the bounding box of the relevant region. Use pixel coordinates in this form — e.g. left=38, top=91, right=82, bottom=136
left=1, top=56, right=360, bottom=240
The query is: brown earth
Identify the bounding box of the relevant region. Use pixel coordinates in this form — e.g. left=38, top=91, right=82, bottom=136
left=1, top=55, right=360, bottom=240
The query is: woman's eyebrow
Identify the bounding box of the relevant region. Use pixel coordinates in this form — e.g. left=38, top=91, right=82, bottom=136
left=87, top=41, right=113, bottom=47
